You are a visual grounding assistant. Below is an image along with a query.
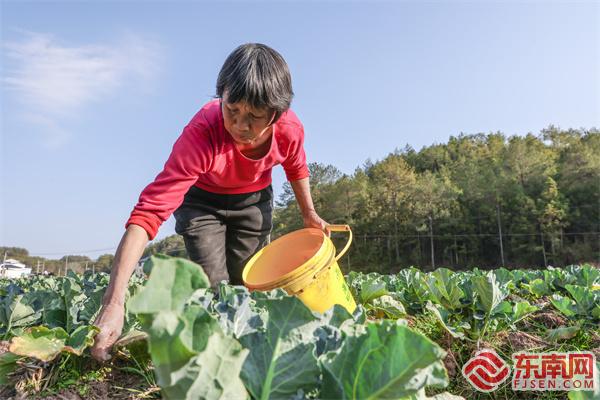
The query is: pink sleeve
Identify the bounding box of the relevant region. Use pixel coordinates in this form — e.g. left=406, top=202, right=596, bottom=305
left=125, top=122, right=212, bottom=240
left=281, top=123, right=310, bottom=182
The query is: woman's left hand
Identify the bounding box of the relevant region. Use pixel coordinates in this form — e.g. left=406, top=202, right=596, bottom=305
left=302, top=210, right=330, bottom=236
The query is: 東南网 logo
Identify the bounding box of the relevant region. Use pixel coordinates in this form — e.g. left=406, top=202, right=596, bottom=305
left=462, top=349, right=511, bottom=392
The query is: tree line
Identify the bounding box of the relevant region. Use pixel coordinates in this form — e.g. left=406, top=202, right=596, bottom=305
left=273, top=126, right=599, bottom=272
left=0, top=247, right=114, bottom=276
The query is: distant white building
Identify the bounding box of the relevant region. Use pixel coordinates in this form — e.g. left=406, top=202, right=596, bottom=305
left=0, top=259, right=32, bottom=279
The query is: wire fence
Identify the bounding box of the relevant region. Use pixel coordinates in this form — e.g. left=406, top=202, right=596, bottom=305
left=341, top=231, right=600, bottom=272
left=21, top=200, right=599, bottom=273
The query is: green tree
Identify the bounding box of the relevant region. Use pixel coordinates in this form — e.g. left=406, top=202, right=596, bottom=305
left=0, top=247, right=29, bottom=258
left=95, top=254, right=115, bottom=272
left=367, top=154, right=417, bottom=268
left=411, top=168, right=462, bottom=269
left=537, top=177, right=569, bottom=264
left=143, top=235, right=186, bottom=258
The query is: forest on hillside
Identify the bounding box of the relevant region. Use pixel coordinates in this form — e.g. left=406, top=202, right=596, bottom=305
left=273, top=126, right=599, bottom=272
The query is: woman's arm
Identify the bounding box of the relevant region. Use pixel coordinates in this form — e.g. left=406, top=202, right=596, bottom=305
left=90, top=224, right=149, bottom=361
left=101, top=224, right=149, bottom=306
left=289, top=177, right=329, bottom=234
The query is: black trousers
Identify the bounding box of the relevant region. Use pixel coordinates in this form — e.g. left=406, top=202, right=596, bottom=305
left=173, top=185, right=273, bottom=287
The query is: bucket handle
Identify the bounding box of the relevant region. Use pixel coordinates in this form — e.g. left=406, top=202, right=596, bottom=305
left=327, top=224, right=353, bottom=262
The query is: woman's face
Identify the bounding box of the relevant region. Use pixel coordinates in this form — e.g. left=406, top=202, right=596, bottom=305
left=221, top=92, right=276, bottom=145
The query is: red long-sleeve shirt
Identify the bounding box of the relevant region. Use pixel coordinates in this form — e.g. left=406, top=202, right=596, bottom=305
left=126, top=99, right=309, bottom=240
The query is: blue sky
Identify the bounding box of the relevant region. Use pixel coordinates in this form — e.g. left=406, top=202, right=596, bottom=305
left=1, top=1, right=598, bottom=259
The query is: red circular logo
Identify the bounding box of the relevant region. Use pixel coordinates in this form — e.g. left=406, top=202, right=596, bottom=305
left=462, top=349, right=511, bottom=392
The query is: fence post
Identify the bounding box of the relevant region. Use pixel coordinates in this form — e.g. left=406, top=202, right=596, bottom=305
left=496, top=202, right=505, bottom=267
left=454, top=235, right=458, bottom=266
left=429, top=215, right=435, bottom=269
left=540, top=231, right=548, bottom=267
left=417, top=231, right=422, bottom=265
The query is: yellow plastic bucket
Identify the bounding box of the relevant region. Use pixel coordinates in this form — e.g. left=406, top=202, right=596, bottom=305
left=242, top=225, right=357, bottom=314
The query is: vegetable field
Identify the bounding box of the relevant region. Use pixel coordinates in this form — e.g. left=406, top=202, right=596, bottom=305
left=1, top=255, right=599, bottom=399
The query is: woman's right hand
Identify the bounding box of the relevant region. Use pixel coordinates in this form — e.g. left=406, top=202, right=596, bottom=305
left=89, top=224, right=149, bottom=362
left=90, top=303, right=125, bottom=362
